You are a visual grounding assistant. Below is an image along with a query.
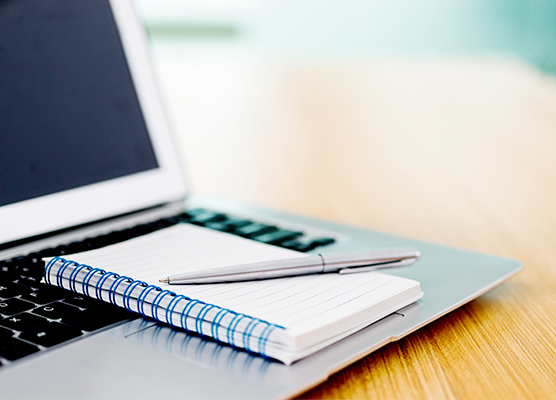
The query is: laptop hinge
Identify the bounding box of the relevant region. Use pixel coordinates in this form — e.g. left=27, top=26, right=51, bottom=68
left=0, top=201, right=185, bottom=261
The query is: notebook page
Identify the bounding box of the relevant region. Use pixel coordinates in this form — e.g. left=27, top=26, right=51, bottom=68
left=68, top=224, right=305, bottom=277
left=65, top=224, right=421, bottom=346
left=185, top=270, right=421, bottom=346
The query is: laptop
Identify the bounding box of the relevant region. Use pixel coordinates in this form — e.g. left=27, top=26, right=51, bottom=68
left=0, top=1, right=522, bottom=398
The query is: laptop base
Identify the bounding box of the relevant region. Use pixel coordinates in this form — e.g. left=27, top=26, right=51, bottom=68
left=0, top=196, right=521, bottom=399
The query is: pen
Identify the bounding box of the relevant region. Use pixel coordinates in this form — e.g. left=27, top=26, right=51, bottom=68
left=159, top=249, right=420, bottom=284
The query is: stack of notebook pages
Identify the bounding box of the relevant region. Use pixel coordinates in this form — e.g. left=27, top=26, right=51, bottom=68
left=44, top=224, right=423, bottom=364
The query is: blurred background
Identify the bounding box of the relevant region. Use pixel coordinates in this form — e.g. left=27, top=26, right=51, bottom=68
left=130, top=4, right=556, bottom=398
left=136, top=0, right=556, bottom=68
left=132, top=0, right=556, bottom=247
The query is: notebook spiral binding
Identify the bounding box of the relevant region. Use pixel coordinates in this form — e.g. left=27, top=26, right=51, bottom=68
left=44, top=256, right=281, bottom=358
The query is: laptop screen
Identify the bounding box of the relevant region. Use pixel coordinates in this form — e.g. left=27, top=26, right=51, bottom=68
left=0, top=0, right=158, bottom=208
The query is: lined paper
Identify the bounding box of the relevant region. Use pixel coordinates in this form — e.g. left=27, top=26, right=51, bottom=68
left=64, top=224, right=422, bottom=349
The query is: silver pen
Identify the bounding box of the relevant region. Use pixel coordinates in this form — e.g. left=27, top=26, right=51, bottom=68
left=159, top=249, right=420, bottom=284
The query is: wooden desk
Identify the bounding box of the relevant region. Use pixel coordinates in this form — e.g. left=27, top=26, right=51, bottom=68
left=154, top=53, right=556, bottom=398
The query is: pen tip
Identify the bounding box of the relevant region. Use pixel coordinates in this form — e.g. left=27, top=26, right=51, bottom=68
left=159, top=278, right=169, bottom=284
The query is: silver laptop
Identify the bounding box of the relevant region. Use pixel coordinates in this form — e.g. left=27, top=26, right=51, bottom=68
left=0, top=1, right=521, bottom=398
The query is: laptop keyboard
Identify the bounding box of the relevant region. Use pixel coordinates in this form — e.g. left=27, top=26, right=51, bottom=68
left=0, top=208, right=335, bottom=367
left=184, top=209, right=335, bottom=251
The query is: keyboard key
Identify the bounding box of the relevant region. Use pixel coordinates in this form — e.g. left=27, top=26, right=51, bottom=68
left=36, top=247, right=58, bottom=258
left=179, top=209, right=207, bottom=222
left=111, top=229, right=138, bottom=242
left=128, top=224, right=155, bottom=237
left=202, top=221, right=231, bottom=232
left=16, top=276, right=42, bottom=289
left=88, top=234, right=113, bottom=248
left=25, top=253, right=46, bottom=268
left=53, top=244, right=73, bottom=256
left=0, top=337, right=39, bottom=360
left=32, top=302, right=80, bottom=320
left=0, top=260, right=20, bottom=281
left=0, top=298, right=35, bottom=316
left=62, top=306, right=130, bottom=332
left=18, top=253, right=46, bottom=278
left=254, top=229, right=303, bottom=245
left=111, top=228, right=140, bottom=242
left=281, top=237, right=336, bottom=252
left=20, top=284, right=66, bottom=305
left=279, top=239, right=313, bottom=251
left=62, top=240, right=89, bottom=254
left=19, top=322, right=82, bottom=347
left=0, top=325, right=13, bottom=337
left=63, top=294, right=135, bottom=319
left=189, top=211, right=226, bottom=226
left=0, top=282, right=33, bottom=299
left=0, top=313, right=48, bottom=332
left=204, top=218, right=254, bottom=233
left=234, top=223, right=278, bottom=238
left=309, top=237, right=336, bottom=247
left=220, top=217, right=253, bottom=230
left=77, top=238, right=103, bottom=252
left=62, top=293, right=105, bottom=309
left=157, top=217, right=180, bottom=228
left=9, top=256, right=28, bottom=271
left=0, top=282, right=23, bottom=299
left=0, top=256, right=44, bottom=281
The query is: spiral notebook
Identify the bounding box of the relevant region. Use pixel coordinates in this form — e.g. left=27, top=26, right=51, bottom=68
left=44, top=224, right=423, bottom=364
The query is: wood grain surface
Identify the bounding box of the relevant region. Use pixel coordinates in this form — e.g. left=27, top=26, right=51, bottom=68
left=153, top=53, right=556, bottom=399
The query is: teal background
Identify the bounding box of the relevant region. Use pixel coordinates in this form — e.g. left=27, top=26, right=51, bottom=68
left=136, top=0, right=556, bottom=74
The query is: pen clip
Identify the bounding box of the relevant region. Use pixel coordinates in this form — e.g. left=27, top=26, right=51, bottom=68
left=338, top=257, right=418, bottom=275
